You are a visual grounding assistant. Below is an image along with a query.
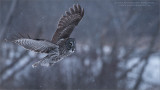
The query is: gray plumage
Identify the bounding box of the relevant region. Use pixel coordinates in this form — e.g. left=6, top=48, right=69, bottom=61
left=13, top=4, right=84, bottom=68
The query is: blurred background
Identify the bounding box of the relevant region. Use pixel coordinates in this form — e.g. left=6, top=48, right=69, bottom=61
left=0, top=0, right=160, bottom=90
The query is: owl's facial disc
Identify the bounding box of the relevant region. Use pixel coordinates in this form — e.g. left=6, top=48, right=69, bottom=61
left=66, top=38, right=76, bottom=53
left=69, top=41, right=75, bottom=52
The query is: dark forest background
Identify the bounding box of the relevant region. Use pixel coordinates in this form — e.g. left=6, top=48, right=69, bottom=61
left=0, top=0, right=160, bottom=90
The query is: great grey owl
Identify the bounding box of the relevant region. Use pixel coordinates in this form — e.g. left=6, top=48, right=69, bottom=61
left=13, top=4, right=84, bottom=68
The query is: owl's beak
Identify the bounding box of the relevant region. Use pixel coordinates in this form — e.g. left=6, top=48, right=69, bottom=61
left=72, top=48, right=74, bottom=52
left=72, top=47, right=75, bottom=52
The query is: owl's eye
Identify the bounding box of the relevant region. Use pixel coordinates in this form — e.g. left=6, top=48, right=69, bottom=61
left=69, top=42, right=72, bottom=46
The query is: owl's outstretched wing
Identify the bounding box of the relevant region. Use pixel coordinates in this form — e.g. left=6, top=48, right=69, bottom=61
left=14, top=38, right=59, bottom=53
left=52, top=4, right=84, bottom=43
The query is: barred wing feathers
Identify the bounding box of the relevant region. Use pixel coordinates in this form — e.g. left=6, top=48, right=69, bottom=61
left=14, top=39, right=59, bottom=53
left=52, top=4, right=84, bottom=43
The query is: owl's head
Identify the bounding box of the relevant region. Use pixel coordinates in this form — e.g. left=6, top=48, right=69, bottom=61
left=65, top=38, right=76, bottom=53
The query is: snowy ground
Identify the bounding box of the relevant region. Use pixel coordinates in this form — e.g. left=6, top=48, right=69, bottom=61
left=1, top=44, right=160, bottom=89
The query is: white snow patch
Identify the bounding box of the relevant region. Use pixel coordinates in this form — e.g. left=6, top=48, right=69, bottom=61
left=118, top=47, right=126, bottom=58
left=103, top=45, right=111, bottom=55
left=127, top=57, right=140, bottom=68
left=127, top=55, right=160, bottom=88
left=91, top=57, right=102, bottom=76
left=143, top=56, right=160, bottom=84
left=1, top=68, right=13, bottom=81
left=14, top=56, right=30, bottom=70
left=128, top=61, right=145, bottom=78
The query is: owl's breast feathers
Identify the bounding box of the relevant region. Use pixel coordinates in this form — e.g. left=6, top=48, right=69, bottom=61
left=55, top=38, right=68, bottom=55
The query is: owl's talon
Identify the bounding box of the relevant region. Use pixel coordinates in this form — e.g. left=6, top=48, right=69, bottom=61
left=32, top=64, right=37, bottom=68
left=32, top=62, right=40, bottom=68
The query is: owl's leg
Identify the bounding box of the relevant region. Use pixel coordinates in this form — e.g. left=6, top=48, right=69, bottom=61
left=40, top=54, right=57, bottom=67
left=49, top=62, right=55, bottom=66
left=32, top=55, right=49, bottom=68
left=32, top=54, right=57, bottom=68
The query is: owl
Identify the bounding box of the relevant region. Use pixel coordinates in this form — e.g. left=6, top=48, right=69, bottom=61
left=13, top=4, right=84, bottom=68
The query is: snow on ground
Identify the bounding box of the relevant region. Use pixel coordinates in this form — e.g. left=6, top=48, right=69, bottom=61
left=103, top=45, right=112, bottom=55
left=144, top=55, right=160, bottom=84
left=127, top=55, right=160, bottom=87
left=15, top=44, right=160, bottom=86
left=1, top=43, right=160, bottom=89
